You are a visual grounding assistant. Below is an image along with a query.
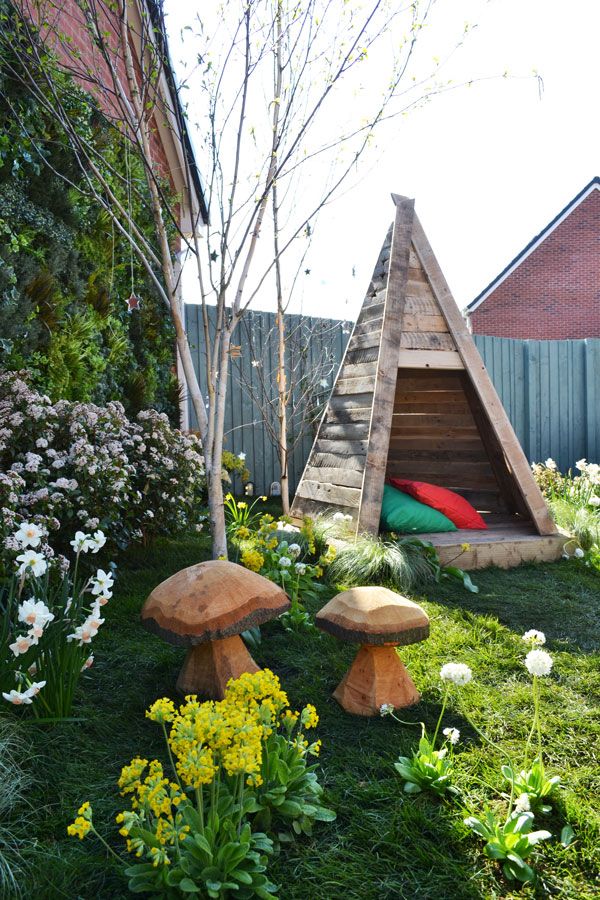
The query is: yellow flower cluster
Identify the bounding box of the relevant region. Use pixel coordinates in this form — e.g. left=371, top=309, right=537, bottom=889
left=67, top=801, right=92, bottom=839
left=301, top=517, right=316, bottom=554
left=319, top=545, right=337, bottom=567
left=146, top=697, right=176, bottom=724
left=300, top=703, right=319, bottom=729
left=241, top=547, right=264, bottom=572
left=235, top=525, right=251, bottom=540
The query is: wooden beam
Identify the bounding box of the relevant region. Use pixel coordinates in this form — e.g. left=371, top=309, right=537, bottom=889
left=398, top=349, right=464, bottom=369
left=358, top=195, right=415, bottom=533
left=411, top=214, right=557, bottom=535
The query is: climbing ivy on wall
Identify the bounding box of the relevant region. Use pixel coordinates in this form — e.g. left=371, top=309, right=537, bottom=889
left=0, top=4, right=179, bottom=418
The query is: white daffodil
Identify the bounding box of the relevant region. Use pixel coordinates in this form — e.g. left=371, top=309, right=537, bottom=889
left=440, top=663, right=473, bottom=686
left=443, top=727, right=460, bottom=745
left=67, top=624, right=94, bottom=645
left=90, top=530, right=106, bottom=553
left=70, top=531, right=94, bottom=553
left=23, top=680, right=46, bottom=699
left=544, top=458, right=557, bottom=470
left=91, top=569, right=114, bottom=596
left=16, top=550, right=47, bottom=577
left=85, top=611, right=105, bottom=635
left=522, top=629, right=546, bottom=646
left=9, top=635, right=34, bottom=657
left=14, top=521, right=45, bottom=549
left=278, top=556, right=292, bottom=568
left=288, top=543, right=302, bottom=558
left=18, top=598, right=54, bottom=630
left=525, top=649, right=553, bottom=677
left=81, top=655, right=94, bottom=671
left=2, top=690, right=33, bottom=705
left=95, top=595, right=111, bottom=607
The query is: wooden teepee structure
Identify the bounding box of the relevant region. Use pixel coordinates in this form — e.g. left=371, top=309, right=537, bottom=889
left=290, top=195, right=565, bottom=570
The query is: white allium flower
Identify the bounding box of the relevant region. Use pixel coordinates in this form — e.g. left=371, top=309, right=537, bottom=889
left=14, top=521, right=45, bottom=548
left=70, top=531, right=94, bottom=553
left=295, top=562, right=307, bottom=575
left=16, top=550, right=47, bottom=577
left=344, top=514, right=353, bottom=521
left=440, top=663, right=473, bottom=686
left=544, top=458, right=557, bottom=470
left=379, top=703, right=394, bottom=716
left=574, top=547, right=585, bottom=558
left=514, top=793, right=531, bottom=813
left=278, top=556, right=292, bottom=568
left=288, top=543, right=301, bottom=558
left=589, top=495, right=600, bottom=506
left=332, top=512, right=345, bottom=521
left=525, top=649, right=553, bottom=677
left=442, top=727, right=460, bottom=745
left=522, top=629, right=546, bottom=646
left=91, top=569, right=114, bottom=596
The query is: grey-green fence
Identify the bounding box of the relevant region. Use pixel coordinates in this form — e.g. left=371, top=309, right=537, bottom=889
left=186, top=307, right=600, bottom=490
left=185, top=306, right=351, bottom=494
left=473, top=335, right=600, bottom=473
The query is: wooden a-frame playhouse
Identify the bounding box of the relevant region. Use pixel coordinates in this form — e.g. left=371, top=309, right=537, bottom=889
left=290, top=195, right=566, bottom=570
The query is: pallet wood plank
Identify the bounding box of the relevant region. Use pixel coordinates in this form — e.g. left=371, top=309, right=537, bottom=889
left=400, top=331, right=456, bottom=350
left=401, top=314, right=448, bottom=333
left=296, top=479, right=361, bottom=508
left=398, top=349, right=464, bottom=368
left=302, top=467, right=364, bottom=489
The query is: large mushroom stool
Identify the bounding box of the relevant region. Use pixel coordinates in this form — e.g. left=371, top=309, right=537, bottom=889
left=141, top=560, right=289, bottom=699
left=316, top=586, right=429, bottom=716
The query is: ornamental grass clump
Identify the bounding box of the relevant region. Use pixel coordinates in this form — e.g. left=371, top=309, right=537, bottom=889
left=0, top=520, right=113, bottom=718
left=68, top=669, right=334, bottom=897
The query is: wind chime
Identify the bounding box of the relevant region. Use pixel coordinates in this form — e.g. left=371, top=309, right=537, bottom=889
left=124, top=139, right=142, bottom=314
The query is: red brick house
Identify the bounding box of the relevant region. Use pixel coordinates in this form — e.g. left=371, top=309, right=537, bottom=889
left=466, top=177, right=600, bottom=339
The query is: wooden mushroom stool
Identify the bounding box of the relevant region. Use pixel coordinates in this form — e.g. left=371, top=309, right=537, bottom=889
left=141, top=560, right=289, bottom=699
left=316, top=586, right=429, bottom=716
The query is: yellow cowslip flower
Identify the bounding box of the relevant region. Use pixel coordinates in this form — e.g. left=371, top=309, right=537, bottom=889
left=235, top=525, right=251, bottom=540
left=315, top=566, right=323, bottom=578
left=146, top=697, right=176, bottom=724
left=309, top=739, right=322, bottom=757
left=461, top=542, right=471, bottom=552
left=126, top=836, right=145, bottom=858
left=67, top=801, right=92, bottom=839
left=149, top=845, right=170, bottom=868
left=115, top=809, right=138, bottom=837
left=301, top=703, right=319, bottom=729
left=241, top=548, right=264, bottom=573
left=176, top=745, right=217, bottom=788
left=282, top=709, right=299, bottom=728
left=118, top=757, right=148, bottom=795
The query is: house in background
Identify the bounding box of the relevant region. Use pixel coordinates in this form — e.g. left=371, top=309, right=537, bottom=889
left=466, top=177, right=600, bottom=339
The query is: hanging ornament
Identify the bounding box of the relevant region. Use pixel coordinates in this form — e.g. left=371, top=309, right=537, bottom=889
left=126, top=293, right=142, bottom=313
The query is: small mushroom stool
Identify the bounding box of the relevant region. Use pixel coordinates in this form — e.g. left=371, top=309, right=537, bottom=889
left=316, top=586, right=429, bottom=716
left=141, top=560, right=289, bottom=699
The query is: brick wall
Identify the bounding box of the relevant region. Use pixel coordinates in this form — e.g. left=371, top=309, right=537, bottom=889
left=19, top=0, right=170, bottom=179
left=469, top=188, right=600, bottom=340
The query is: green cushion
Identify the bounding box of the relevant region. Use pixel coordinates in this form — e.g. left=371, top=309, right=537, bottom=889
left=380, top=483, right=458, bottom=534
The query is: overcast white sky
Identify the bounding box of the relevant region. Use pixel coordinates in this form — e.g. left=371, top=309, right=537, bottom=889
left=165, top=0, right=599, bottom=321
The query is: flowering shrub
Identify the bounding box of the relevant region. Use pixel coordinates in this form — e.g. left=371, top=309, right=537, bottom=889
left=0, top=371, right=205, bottom=565
left=68, top=670, right=334, bottom=897
left=532, top=457, right=600, bottom=558
left=0, top=521, right=112, bottom=717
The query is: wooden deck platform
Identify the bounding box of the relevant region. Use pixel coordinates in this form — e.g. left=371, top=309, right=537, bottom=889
left=416, top=516, right=567, bottom=571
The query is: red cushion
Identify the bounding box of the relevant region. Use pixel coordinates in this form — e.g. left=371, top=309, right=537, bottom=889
left=388, top=479, right=487, bottom=530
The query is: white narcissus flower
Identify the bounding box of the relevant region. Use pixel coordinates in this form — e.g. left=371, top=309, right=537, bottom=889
left=442, top=727, right=460, bottom=745
left=70, top=531, right=94, bottom=553
left=14, top=521, right=45, bottom=548
left=525, top=649, right=553, bottom=677
left=91, top=569, right=114, bottom=596
left=23, top=681, right=46, bottom=699
left=440, top=663, right=473, bottom=686
left=2, top=690, right=33, bottom=705
left=90, top=530, right=106, bottom=553
left=67, top=624, right=94, bottom=645
left=16, top=550, right=47, bottom=577
left=522, top=629, right=546, bottom=646
left=575, top=458, right=587, bottom=471
left=18, top=598, right=54, bottom=630
left=278, top=556, right=292, bottom=568
left=81, top=655, right=94, bottom=671
left=9, top=635, right=34, bottom=657
left=544, top=458, right=557, bottom=470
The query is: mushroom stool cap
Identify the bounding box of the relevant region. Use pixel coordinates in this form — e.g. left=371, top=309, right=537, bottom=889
left=141, top=559, right=289, bottom=647
left=316, top=585, right=429, bottom=646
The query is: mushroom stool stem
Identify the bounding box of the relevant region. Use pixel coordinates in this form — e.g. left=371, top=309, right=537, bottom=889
left=333, top=644, right=419, bottom=716
left=176, top=635, right=260, bottom=699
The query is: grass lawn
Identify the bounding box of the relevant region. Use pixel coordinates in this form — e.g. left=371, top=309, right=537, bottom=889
left=11, top=535, right=600, bottom=899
